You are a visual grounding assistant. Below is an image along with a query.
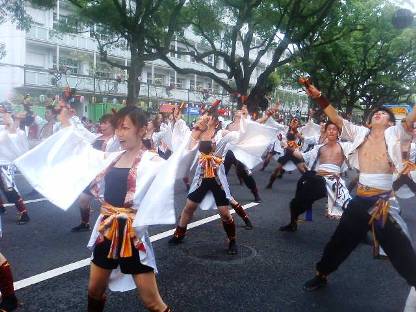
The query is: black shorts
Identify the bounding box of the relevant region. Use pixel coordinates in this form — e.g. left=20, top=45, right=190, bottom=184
left=278, top=151, right=302, bottom=165
left=188, top=178, right=229, bottom=206
left=92, top=219, right=154, bottom=275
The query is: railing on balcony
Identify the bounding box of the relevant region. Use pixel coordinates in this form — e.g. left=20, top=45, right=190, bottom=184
left=23, top=66, right=234, bottom=107
left=24, top=67, right=128, bottom=96
left=27, top=25, right=129, bottom=59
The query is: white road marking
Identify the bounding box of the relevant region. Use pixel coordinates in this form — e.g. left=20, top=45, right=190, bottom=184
left=14, top=202, right=259, bottom=290
left=4, top=198, right=47, bottom=207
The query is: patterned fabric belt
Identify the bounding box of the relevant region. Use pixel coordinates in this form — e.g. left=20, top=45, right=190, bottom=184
left=99, top=202, right=145, bottom=259
left=357, top=184, right=392, bottom=256
left=199, top=153, right=223, bottom=178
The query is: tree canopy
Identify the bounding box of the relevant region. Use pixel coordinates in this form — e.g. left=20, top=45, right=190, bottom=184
left=151, top=0, right=344, bottom=112
left=280, top=0, right=416, bottom=114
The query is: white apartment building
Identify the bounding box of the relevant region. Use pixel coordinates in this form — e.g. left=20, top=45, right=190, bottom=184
left=0, top=1, right=289, bottom=119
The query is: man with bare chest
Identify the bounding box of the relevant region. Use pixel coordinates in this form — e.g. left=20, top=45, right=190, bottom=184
left=279, top=121, right=351, bottom=232
left=300, top=79, right=416, bottom=292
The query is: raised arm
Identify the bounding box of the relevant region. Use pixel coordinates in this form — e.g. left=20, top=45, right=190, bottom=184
left=299, top=77, right=343, bottom=129
left=256, top=102, right=281, bottom=124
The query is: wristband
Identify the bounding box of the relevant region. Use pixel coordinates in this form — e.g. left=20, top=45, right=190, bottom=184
left=314, top=94, right=330, bottom=110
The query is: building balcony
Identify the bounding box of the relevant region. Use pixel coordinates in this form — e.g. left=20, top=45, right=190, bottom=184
left=26, top=25, right=129, bottom=59
left=23, top=67, right=233, bottom=106
left=24, top=67, right=128, bottom=96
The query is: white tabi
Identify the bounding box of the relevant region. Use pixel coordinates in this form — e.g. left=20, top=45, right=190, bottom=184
left=302, top=143, right=351, bottom=218
left=14, top=126, right=187, bottom=292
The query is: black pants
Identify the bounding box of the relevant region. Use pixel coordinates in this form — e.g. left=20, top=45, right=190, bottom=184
left=223, top=150, right=257, bottom=191
left=316, top=195, right=416, bottom=287
left=278, top=150, right=302, bottom=166
left=289, top=173, right=327, bottom=222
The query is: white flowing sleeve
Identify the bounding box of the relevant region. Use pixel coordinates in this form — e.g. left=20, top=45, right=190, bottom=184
left=300, top=120, right=321, bottom=138
left=264, top=117, right=288, bottom=132
left=0, top=128, right=29, bottom=165
left=171, top=119, right=191, bottom=152
left=228, top=118, right=277, bottom=169
left=133, top=136, right=194, bottom=227
left=301, top=145, right=321, bottom=169
left=340, top=119, right=367, bottom=142
left=14, top=126, right=123, bottom=210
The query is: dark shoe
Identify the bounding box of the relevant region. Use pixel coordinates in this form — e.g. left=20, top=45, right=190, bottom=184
left=168, top=235, right=184, bottom=245
left=71, top=223, right=91, bottom=232
left=227, top=240, right=238, bottom=255
left=17, top=212, right=30, bottom=225
left=244, top=218, right=253, bottom=230
left=253, top=194, right=262, bottom=203
left=303, top=275, right=327, bottom=291
left=0, top=294, right=18, bottom=311
left=374, top=254, right=389, bottom=260
left=0, top=206, right=6, bottom=214
left=279, top=223, right=297, bottom=232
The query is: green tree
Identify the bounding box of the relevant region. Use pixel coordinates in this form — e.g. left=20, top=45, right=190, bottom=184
left=151, top=0, right=341, bottom=113
left=281, top=0, right=416, bottom=114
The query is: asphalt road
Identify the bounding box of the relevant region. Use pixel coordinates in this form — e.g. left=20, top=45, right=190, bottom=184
left=0, top=165, right=414, bottom=312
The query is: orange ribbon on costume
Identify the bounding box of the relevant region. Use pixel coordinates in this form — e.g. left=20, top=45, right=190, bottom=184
left=199, top=153, right=223, bottom=178
left=287, top=140, right=299, bottom=149
left=98, top=202, right=144, bottom=259
left=357, top=184, right=391, bottom=257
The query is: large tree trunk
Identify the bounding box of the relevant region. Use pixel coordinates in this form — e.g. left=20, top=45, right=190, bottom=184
left=247, top=87, right=268, bottom=115
left=126, top=44, right=144, bottom=106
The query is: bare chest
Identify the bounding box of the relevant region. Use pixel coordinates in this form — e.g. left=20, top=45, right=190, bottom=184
left=358, top=138, right=393, bottom=173
left=319, top=145, right=344, bottom=166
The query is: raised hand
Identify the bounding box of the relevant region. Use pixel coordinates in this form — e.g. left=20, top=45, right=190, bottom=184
left=298, top=77, right=321, bottom=99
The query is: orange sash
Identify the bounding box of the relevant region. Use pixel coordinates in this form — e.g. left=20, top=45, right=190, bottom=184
left=98, top=202, right=144, bottom=259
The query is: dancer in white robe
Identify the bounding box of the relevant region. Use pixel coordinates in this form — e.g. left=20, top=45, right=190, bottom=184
left=279, top=121, right=351, bottom=232
left=15, top=106, right=183, bottom=311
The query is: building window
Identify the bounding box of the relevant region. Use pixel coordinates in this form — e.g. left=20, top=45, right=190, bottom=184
left=176, top=78, right=185, bottom=89
left=53, top=57, right=80, bottom=75
left=177, top=47, right=187, bottom=60
left=190, top=79, right=195, bottom=90
left=154, top=73, right=165, bottom=86
left=146, top=72, right=153, bottom=84
left=168, top=44, right=176, bottom=58
left=207, top=55, right=213, bottom=65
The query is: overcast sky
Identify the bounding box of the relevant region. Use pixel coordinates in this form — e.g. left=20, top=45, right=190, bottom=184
left=393, top=0, right=416, bottom=10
